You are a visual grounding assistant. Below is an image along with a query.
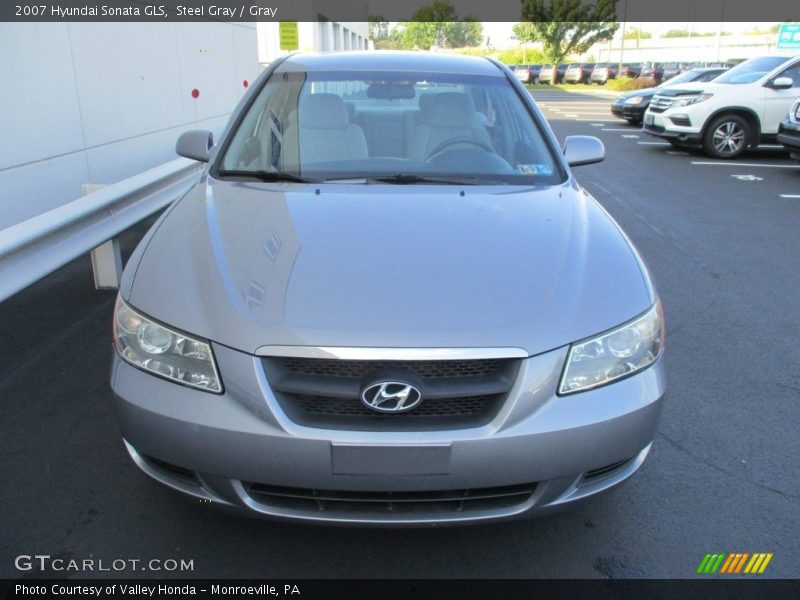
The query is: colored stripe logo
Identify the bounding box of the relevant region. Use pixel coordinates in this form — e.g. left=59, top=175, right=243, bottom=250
left=696, top=553, right=773, bottom=574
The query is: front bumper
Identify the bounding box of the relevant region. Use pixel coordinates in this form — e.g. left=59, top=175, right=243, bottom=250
left=112, top=344, right=666, bottom=526
left=612, top=103, right=648, bottom=121
left=778, top=120, right=800, bottom=160
left=642, top=110, right=703, bottom=143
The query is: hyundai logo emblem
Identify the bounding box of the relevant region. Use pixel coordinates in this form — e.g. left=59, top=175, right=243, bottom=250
left=360, top=382, right=423, bottom=413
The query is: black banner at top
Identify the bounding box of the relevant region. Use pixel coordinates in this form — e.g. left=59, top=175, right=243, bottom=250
left=2, top=0, right=799, bottom=23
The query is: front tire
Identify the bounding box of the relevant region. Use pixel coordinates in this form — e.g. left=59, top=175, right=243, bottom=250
left=703, top=114, right=751, bottom=159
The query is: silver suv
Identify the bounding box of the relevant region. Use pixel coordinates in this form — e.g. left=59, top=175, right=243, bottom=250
left=111, top=52, right=666, bottom=526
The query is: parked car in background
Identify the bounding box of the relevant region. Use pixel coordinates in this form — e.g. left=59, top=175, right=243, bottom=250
left=112, top=51, right=666, bottom=525
left=611, top=67, right=728, bottom=125
left=643, top=55, right=800, bottom=158
left=777, top=97, right=800, bottom=161
left=514, top=64, right=540, bottom=84
left=590, top=63, right=618, bottom=84
left=538, top=63, right=567, bottom=84
left=618, top=63, right=642, bottom=79
left=639, top=63, right=664, bottom=84
left=564, top=63, right=595, bottom=84
left=662, top=63, right=690, bottom=81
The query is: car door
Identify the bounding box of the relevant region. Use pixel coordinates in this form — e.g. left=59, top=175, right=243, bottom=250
left=763, top=61, right=800, bottom=134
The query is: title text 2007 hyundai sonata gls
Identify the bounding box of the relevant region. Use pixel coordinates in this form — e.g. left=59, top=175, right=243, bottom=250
left=111, top=52, right=665, bottom=525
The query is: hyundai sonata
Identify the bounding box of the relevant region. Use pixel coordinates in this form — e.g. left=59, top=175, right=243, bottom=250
left=111, top=52, right=666, bottom=525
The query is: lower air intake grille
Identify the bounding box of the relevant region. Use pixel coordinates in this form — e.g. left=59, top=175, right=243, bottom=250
left=245, top=482, right=536, bottom=516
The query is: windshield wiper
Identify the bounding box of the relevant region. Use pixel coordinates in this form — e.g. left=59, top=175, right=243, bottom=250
left=215, top=170, right=318, bottom=183
left=324, top=173, right=483, bottom=185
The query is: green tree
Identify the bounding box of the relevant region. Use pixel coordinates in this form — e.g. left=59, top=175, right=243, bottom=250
left=395, top=1, right=484, bottom=50
left=623, top=27, right=651, bottom=40
left=514, top=0, right=619, bottom=80
left=368, top=16, right=390, bottom=42
left=662, top=29, right=691, bottom=38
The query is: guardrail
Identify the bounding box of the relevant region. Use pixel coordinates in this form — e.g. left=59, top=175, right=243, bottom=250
left=0, top=157, right=203, bottom=304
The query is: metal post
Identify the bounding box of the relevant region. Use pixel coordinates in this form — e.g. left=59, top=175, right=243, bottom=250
left=618, top=0, right=628, bottom=76
left=83, top=183, right=123, bottom=289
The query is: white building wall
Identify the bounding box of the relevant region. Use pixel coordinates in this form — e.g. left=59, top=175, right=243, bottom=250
left=256, top=21, right=370, bottom=65
left=0, top=22, right=260, bottom=230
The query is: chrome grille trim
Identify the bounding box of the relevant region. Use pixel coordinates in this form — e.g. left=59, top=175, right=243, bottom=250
left=255, top=345, right=529, bottom=360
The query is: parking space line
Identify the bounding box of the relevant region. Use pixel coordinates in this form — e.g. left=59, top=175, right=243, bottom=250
left=780, top=194, right=800, bottom=198
left=691, top=161, right=800, bottom=169
left=602, top=128, right=639, bottom=132
left=638, top=141, right=670, bottom=146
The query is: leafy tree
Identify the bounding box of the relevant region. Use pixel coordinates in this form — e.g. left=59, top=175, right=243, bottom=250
left=623, top=27, right=651, bottom=40
left=514, top=0, right=619, bottom=80
left=662, top=29, right=691, bottom=38
left=368, top=16, right=390, bottom=42
left=395, top=1, right=484, bottom=50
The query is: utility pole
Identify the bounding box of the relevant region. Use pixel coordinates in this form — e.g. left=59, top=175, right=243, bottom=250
left=716, top=0, right=726, bottom=62
left=618, top=0, right=628, bottom=75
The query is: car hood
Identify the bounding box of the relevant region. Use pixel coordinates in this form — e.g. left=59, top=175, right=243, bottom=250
left=654, top=81, right=727, bottom=96
left=618, top=88, right=656, bottom=101
left=124, top=177, right=654, bottom=356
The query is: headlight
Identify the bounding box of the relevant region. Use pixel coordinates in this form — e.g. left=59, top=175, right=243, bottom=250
left=559, top=300, right=664, bottom=395
left=624, top=95, right=645, bottom=105
left=671, top=93, right=713, bottom=108
left=113, top=296, right=223, bottom=393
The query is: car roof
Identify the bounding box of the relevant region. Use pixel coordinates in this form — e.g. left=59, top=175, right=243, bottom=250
left=276, top=51, right=504, bottom=76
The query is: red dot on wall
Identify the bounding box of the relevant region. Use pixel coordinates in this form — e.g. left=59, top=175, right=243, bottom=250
left=191, top=88, right=200, bottom=99
left=243, top=80, right=249, bottom=88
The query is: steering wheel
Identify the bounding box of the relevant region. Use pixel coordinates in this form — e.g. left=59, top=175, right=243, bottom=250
left=426, top=137, right=496, bottom=161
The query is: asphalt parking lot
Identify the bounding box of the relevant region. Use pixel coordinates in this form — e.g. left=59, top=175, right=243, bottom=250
left=1, top=88, right=798, bottom=580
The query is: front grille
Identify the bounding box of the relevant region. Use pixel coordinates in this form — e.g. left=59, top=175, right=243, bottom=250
left=245, top=481, right=536, bottom=516
left=649, top=96, right=673, bottom=113
left=282, top=358, right=501, bottom=379
left=296, top=394, right=493, bottom=417
left=262, top=355, right=520, bottom=431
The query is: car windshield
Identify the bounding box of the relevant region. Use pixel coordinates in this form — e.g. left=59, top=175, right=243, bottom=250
left=218, top=67, right=563, bottom=185
left=664, top=69, right=707, bottom=86
left=713, top=56, right=790, bottom=84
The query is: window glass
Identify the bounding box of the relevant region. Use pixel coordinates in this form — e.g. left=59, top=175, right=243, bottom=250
left=219, top=68, right=562, bottom=185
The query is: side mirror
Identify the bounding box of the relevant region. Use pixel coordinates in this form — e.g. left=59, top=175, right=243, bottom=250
left=563, top=135, right=605, bottom=167
left=176, top=130, right=214, bottom=162
left=769, top=76, right=794, bottom=90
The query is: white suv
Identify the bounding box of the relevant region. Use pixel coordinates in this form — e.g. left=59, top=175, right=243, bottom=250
left=643, top=55, right=800, bottom=158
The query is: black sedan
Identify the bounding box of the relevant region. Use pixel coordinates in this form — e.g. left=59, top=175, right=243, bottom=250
left=777, top=97, right=800, bottom=161
left=611, top=67, right=728, bottom=125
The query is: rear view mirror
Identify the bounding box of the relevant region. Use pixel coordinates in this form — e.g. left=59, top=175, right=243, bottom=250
left=770, top=76, right=794, bottom=90
left=367, top=83, right=416, bottom=100
left=176, top=130, right=214, bottom=162
left=563, top=136, right=605, bottom=167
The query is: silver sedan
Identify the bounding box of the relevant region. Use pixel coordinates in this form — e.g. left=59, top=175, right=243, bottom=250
left=111, top=51, right=666, bottom=526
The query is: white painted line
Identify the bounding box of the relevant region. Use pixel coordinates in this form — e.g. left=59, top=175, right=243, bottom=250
left=591, top=123, right=605, bottom=126
left=638, top=141, right=670, bottom=146
left=780, top=194, right=800, bottom=198
left=621, top=134, right=640, bottom=139
left=691, top=161, right=800, bottom=169
left=602, top=128, right=639, bottom=132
